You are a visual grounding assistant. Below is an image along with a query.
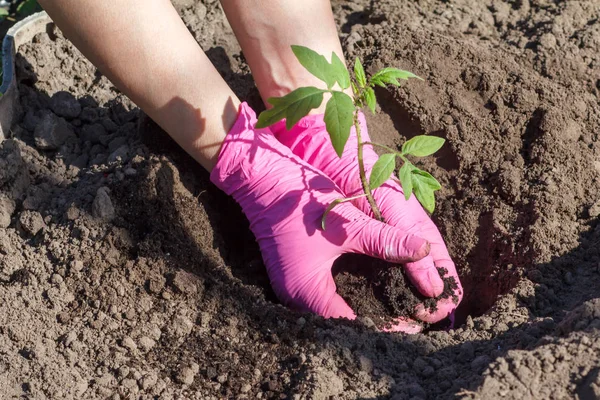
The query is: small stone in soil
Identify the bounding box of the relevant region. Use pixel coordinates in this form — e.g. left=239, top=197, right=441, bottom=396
left=240, top=383, right=251, bottom=393
left=171, top=315, right=193, bottom=337
left=65, top=205, right=80, bottom=221
left=70, top=260, right=84, bottom=272
left=0, top=195, right=16, bottom=228
left=50, top=91, right=81, bottom=119
left=171, top=270, right=198, bottom=295
left=92, top=187, right=115, bottom=221
left=18, top=210, right=45, bottom=236
left=588, top=200, right=600, bottom=218
left=147, top=275, right=166, bottom=294
left=34, top=113, right=73, bottom=150
left=176, top=363, right=199, bottom=385
left=121, top=336, right=137, bottom=352
left=140, top=372, right=158, bottom=390
left=50, top=274, right=63, bottom=285
left=0, top=233, right=12, bottom=254
left=124, top=168, right=137, bottom=176
left=117, top=365, right=130, bottom=378
left=56, top=312, right=70, bottom=324
left=107, top=145, right=129, bottom=164
left=138, top=336, right=156, bottom=351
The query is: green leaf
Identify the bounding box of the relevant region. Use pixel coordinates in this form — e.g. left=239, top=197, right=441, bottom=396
left=354, top=58, right=366, bottom=88
left=402, top=135, right=445, bottom=157
left=370, top=67, right=422, bottom=87
left=412, top=168, right=441, bottom=191
left=256, top=87, right=325, bottom=129
left=331, top=52, right=350, bottom=90
left=0, top=8, right=9, bottom=17
left=398, top=162, right=413, bottom=200
left=364, top=87, right=376, bottom=114
left=411, top=168, right=441, bottom=213
left=17, top=0, right=39, bottom=17
left=291, top=45, right=336, bottom=89
left=323, top=91, right=355, bottom=157
left=412, top=183, right=436, bottom=214
left=369, top=153, right=396, bottom=190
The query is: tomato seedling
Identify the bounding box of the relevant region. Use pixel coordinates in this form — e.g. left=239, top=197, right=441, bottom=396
left=256, top=46, right=445, bottom=228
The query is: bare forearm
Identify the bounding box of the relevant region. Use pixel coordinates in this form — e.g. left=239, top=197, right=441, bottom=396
left=220, top=0, right=348, bottom=110
left=38, top=0, right=239, bottom=170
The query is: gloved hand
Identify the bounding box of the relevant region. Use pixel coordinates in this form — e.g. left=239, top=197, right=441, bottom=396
left=273, top=111, right=463, bottom=326
left=211, top=103, right=431, bottom=326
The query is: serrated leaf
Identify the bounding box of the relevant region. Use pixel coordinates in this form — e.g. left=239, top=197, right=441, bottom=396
left=412, top=168, right=442, bottom=191
left=398, top=162, right=414, bottom=200
left=256, top=87, right=325, bottom=129
left=370, top=67, right=422, bottom=88
left=331, top=52, right=350, bottom=90
left=354, top=58, right=366, bottom=88
left=323, top=91, right=355, bottom=157
left=364, top=87, right=376, bottom=114
left=411, top=168, right=441, bottom=213
left=402, top=135, right=445, bottom=157
left=369, top=153, right=396, bottom=190
left=371, top=79, right=388, bottom=88
left=291, top=45, right=337, bottom=89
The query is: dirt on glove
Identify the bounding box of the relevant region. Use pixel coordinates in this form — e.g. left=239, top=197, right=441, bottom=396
left=1, top=0, right=600, bottom=399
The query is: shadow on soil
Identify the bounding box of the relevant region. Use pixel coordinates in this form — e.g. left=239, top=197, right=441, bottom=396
left=131, top=131, right=600, bottom=397
left=129, top=53, right=600, bottom=397
left=9, top=46, right=600, bottom=399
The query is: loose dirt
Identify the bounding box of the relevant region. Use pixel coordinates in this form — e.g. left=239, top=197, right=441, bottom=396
left=0, top=0, right=599, bottom=399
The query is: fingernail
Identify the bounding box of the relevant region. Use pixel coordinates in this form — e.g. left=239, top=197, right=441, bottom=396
left=406, top=237, right=430, bottom=260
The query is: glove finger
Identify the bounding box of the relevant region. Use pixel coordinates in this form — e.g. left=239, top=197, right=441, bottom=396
left=413, top=260, right=463, bottom=324
left=381, top=317, right=423, bottom=334
left=371, top=184, right=445, bottom=250
left=359, top=225, right=430, bottom=263
left=343, top=209, right=431, bottom=263
left=322, top=292, right=357, bottom=320
left=400, top=201, right=460, bottom=280
left=404, top=255, right=445, bottom=298
left=413, top=297, right=459, bottom=324
left=278, top=266, right=357, bottom=320
left=370, top=186, right=455, bottom=298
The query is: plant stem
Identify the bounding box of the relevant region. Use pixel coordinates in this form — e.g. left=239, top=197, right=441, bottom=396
left=354, top=111, right=383, bottom=221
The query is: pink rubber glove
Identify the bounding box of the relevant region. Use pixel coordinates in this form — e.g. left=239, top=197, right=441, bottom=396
left=273, top=112, right=463, bottom=325
left=211, top=103, right=431, bottom=323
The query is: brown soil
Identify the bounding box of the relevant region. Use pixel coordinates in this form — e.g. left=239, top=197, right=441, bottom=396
left=0, top=1, right=599, bottom=399
left=335, top=255, right=460, bottom=329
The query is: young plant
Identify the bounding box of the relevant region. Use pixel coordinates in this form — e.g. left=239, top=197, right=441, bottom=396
left=256, top=46, right=445, bottom=228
